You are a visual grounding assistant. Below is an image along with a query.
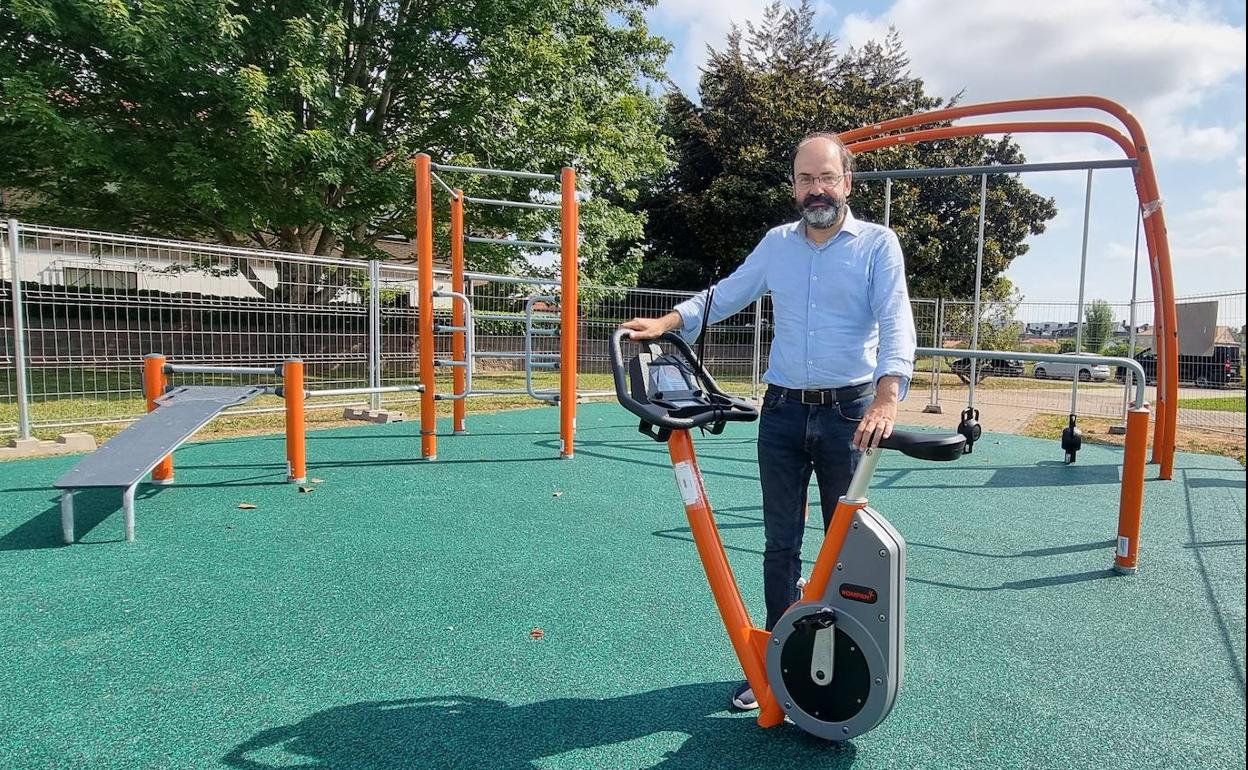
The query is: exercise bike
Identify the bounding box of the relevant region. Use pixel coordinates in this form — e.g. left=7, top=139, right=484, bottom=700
left=609, top=329, right=966, bottom=741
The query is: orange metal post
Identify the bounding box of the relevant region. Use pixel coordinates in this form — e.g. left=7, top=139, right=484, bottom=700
left=667, top=430, right=785, bottom=729
left=415, top=154, right=438, bottom=460
left=1113, top=407, right=1150, bottom=573
left=283, top=359, right=307, bottom=483
left=801, top=499, right=866, bottom=601
left=451, top=189, right=467, bottom=435
left=143, top=353, right=174, bottom=483
left=559, top=167, right=579, bottom=459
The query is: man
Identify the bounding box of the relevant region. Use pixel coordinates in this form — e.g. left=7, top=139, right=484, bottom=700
left=620, top=133, right=916, bottom=710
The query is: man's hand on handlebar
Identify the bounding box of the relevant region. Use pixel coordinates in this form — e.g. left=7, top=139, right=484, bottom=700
left=620, top=311, right=684, bottom=340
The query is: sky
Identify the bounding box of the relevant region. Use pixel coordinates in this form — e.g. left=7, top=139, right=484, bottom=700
left=644, top=0, right=1247, bottom=320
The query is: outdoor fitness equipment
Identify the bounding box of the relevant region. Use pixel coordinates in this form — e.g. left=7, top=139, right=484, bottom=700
left=609, top=329, right=966, bottom=741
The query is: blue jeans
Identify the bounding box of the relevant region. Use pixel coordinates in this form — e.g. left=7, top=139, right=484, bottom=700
left=757, top=385, right=868, bottom=631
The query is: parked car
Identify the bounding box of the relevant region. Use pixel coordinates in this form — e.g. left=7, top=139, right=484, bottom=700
left=949, top=356, right=1025, bottom=383
left=1032, top=352, right=1113, bottom=382
left=1114, top=345, right=1244, bottom=388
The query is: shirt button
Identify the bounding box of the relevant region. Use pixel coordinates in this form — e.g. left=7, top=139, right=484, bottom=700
left=810, top=303, right=816, bottom=308
left=812, top=275, right=818, bottom=281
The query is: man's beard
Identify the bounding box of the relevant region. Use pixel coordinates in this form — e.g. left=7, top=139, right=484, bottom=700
left=800, top=194, right=843, bottom=229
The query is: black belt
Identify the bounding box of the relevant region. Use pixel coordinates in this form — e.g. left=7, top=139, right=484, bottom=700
left=771, top=382, right=873, bottom=405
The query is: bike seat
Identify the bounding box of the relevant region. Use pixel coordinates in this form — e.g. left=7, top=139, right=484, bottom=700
left=878, top=430, right=966, bottom=461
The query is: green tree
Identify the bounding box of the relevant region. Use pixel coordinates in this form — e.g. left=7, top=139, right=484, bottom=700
left=941, top=277, right=1025, bottom=351
left=0, top=0, right=670, bottom=287
left=634, top=1, right=1056, bottom=297
left=1082, top=299, right=1115, bottom=353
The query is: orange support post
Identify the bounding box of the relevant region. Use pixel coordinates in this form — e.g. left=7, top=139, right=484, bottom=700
left=1113, top=407, right=1150, bottom=574
left=415, top=154, right=437, bottom=460
left=283, top=359, right=306, bottom=484
left=451, top=189, right=467, bottom=435
left=143, top=353, right=174, bottom=484
left=801, top=498, right=866, bottom=601
left=667, top=430, right=784, bottom=729
left=559, top=167, right=579, bottom=459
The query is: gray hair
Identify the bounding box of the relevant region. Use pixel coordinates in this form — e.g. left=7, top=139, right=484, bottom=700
left=791, top=132, right=854, bottom=176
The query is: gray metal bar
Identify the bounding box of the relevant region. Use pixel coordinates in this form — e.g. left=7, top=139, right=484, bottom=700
left=464, top=196, right=561, bottom=211
left=529, top=362, right=559, bottom=369
left=466, top=236, right=559, bottom=250
left=368, top=259, right=381, bottom=410
left=461, top=271, right=561, bottom=287
left=1071, top=169, right=1094, bottom=414
left=434, top=360, right=468, bottom=368
left=434, top=325, right=468, bottom=333
left=433, top=289, right=475, bottom=401
left=1119, top=207, right=1144, bottom=428
left=918, top=347, right=1147, bottom=407
left=853, top=158, right=1138, bottom=181
left=845, top=442, right=886, bottom=502
left=165, top=364, right=282, bottom=376
left=306, top=384, right=424, bottom=398
left=883, top=178, right=892, bottom=228
left=526, top=295, right=560, bottom=402
left=6, top=219, right=32, bottom=440
left=61, top=490, right=74, bottom=544
left=967, top=175, right=988, bottom=408
left=431, top=163, right=558, bottom=182
left=122, top=483, right=136, bottom=542
left=429, top=170, right=457, bottom=197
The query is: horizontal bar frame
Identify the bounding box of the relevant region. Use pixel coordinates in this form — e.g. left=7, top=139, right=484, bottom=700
left=466, top=236, right=559, bottom=249
left=431, top=163, right=558, bottom=182
left=853, top=158, right=1138, bottom=181
left=464, top=196, right=562, bottom=212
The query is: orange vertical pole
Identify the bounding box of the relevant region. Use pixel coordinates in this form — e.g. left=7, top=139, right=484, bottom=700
left=143, top=353, right=174, bottom=484
left=1149, top=273, right=1164, bottom=465
left=415, top=154, right=438, bottom=460
left=1113, top=407, right=1150, bottom=573
left=667, top=430, right=784, bottom=729
left=559, top=167, right=578, bottom=459
left=801, top=499, right=865, bottom=600
left=283, top=359, right=306, bottom=484
left=451, top=189, right=467, bottom=435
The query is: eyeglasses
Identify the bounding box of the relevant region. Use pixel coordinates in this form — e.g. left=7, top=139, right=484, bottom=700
left=795, top=173, right=846, bottom=188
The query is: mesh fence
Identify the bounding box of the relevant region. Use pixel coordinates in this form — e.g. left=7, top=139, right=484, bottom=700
left=2, top=222, right=1243, bottom=437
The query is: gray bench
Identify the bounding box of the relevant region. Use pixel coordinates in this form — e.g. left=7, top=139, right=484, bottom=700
left=54, top=385, right=266, bottom=542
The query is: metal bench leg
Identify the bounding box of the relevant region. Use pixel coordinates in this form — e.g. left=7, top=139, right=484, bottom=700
left=61, top=490, right=75, bottom=544
left=122, top=484, right=137, bottom=542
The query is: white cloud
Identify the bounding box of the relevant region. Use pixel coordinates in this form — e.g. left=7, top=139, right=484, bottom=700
left=839, top=0, right=1246, bottom=163
left=648, top=0, right=777, bottom=95
left=1166, top=186, right=1246, bottom=266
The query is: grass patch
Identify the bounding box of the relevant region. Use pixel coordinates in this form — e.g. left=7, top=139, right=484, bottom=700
left=1021, top=413, right=1245, bottom=466
left=1177, top=396, right=1246, bottom=412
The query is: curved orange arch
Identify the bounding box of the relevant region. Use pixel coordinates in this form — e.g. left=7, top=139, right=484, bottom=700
left=839, top=98, right=1178, bottom=480
left=843, top=121, right=1135, bottom=159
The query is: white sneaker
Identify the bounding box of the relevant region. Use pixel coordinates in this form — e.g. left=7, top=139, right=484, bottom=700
left=731, top=682, right=758, bottom=710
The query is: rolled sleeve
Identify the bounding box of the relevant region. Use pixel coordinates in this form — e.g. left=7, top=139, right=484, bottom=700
left=870, top=231, right=916, bottom=400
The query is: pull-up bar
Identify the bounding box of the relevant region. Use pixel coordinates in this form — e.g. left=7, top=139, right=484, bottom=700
left=431, top=162, right=559, bottom=182
left=853, top=157, right=1138, bottom=181
left=464, top=196, right=562, bottom=211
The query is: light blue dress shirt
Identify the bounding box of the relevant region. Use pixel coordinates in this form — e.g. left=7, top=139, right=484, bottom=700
left=673, top=210, right=916, bottom=397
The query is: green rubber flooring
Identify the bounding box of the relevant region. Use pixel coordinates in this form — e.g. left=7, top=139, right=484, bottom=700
left=0, top=402, right=1243, bottom=769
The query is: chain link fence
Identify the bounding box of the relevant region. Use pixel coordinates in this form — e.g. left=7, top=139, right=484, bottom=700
left=3, top=222, right=1244, bottom=439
